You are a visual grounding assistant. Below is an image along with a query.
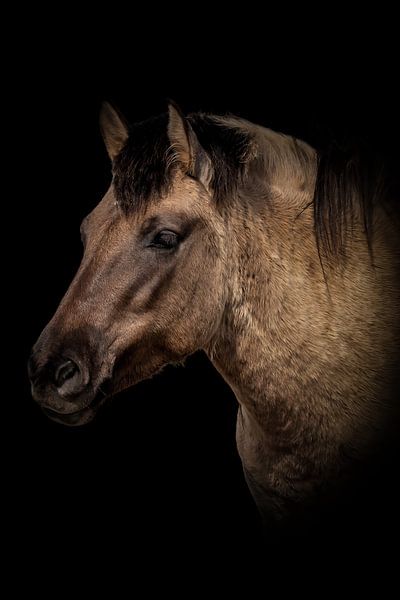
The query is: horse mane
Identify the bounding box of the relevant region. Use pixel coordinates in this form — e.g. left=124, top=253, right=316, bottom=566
left=113, top=110, right=393, bottom=261
left=313, top=139, right=390, bottom=260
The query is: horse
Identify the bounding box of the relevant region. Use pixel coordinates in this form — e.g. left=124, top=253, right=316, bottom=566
left=28, top=101, right=400, bottom=525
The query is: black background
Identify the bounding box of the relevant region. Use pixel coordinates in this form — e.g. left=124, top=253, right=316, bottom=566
left=7, top=19, right=400, bottom=587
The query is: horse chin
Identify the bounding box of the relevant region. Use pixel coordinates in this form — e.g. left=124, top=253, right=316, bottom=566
left=42, top=392, right=108, bottom=427
left=42, top=406, right=95, bottom=426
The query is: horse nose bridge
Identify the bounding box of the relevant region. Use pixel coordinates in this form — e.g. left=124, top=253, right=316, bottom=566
left=48, top=283, right=107, bottom=335
left=31, top=255, right=116, bottom=369
left=57, top=256, right=118, bottom=320
left=53, top=297, right=112, bottom=336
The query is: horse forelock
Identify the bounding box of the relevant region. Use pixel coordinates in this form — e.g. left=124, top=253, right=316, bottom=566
left=112, top=112, right=255, bottom=212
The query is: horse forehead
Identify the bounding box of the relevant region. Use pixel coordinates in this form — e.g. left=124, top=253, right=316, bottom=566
left=147, top=177, right=209, bottom=215
left=91, top=178, right=207, bottom=230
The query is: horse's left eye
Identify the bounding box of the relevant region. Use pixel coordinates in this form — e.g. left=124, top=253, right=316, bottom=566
left=150, top=230, right=180, bottom=249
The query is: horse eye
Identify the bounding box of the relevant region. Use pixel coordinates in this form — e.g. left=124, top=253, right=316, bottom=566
left=150, top=230, right=180, bottom=249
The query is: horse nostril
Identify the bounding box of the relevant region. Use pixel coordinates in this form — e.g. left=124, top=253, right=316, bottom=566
left=54, top=359, right=79, bottom=389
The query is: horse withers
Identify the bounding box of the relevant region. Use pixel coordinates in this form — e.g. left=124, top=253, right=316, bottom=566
left=28, top=102, right=400, bottom=524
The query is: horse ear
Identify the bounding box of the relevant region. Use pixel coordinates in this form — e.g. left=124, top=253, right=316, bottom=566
left=167, top=101, right=212, bottom=188
left=100, top=102, right=129, bottom=160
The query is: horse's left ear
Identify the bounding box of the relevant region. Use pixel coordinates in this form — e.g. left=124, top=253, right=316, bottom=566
left=100, top=102, right=129, bottom=161
left=167, top=102, right=212, bottom=188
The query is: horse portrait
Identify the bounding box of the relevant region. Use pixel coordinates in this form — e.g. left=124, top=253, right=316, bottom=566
left=28, top=101, right=400, bottom=526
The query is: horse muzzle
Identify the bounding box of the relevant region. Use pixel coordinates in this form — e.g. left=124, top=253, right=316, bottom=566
left=28, top=330, right=113, bottom=426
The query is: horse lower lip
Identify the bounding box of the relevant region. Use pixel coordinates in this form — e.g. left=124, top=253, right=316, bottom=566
left=43, top=406, right=84, bottom=417
left=43, top=406, right=88, bottom=418
left=43, top=406, right=92, bottom=426
left=41, top=392, right=106, bottom=424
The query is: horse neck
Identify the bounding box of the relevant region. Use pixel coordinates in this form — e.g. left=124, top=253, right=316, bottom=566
left=205, top=132, right=398, bottom=436
left=206, top=134, right=322, bottom=413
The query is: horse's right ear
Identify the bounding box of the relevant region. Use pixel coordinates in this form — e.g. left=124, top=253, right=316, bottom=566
left=167, top=101, right=212, bottom=189
left=99, top=102, right=129, bottom=161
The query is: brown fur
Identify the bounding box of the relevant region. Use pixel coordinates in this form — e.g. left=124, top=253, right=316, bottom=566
left=29, top=104, right=400, bottom=522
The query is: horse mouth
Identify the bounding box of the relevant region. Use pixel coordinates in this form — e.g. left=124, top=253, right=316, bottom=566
left=42, top=392, right=107, bottom=426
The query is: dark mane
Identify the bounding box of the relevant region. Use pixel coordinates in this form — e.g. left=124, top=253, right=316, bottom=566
left=313, top=139, right=391, bottom=260
left=113, top=112, right=253, bottom=212
left=113, top=110, right=396, bottom=261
